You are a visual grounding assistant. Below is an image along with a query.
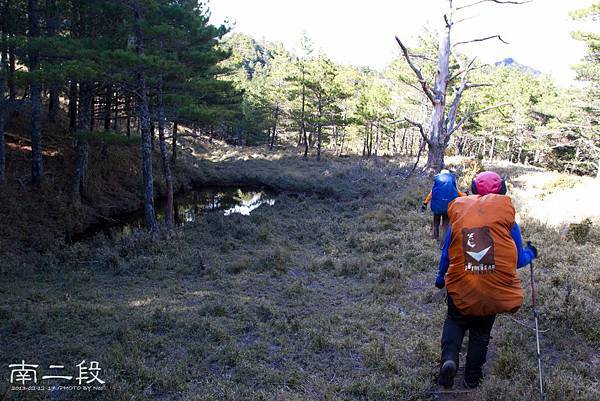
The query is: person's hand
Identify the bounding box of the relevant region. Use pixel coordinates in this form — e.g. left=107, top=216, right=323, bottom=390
left=435, top=274, right=445, bottom=289
left=526, top=241, right=538, bottom=259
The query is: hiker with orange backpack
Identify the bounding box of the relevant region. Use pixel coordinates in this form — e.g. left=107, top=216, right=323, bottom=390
left=434, top=171, right=538, bottom=389
left=422, top=169, right=466, bottom=242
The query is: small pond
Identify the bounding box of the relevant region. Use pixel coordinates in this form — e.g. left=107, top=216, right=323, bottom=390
left=72, top=187, right=276, bottom=242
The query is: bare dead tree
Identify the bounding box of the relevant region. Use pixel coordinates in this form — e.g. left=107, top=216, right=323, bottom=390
left=395, top=0, right=526, bottom=173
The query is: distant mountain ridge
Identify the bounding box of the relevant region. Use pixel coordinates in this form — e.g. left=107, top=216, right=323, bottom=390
left=494, top=57, right=541, bottom=76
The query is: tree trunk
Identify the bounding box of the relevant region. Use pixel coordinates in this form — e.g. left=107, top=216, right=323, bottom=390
left=150, top=119, right=155, bottom=150
left=362, top=125, right=367, bottom=157
left=138, top=90, right=157, bottom=234
left=1, top=28, right=8, bottom=183
left=132, top=0, right=157, bottom=232
left=374, top=120, right=381, bottom=160
left=90, top=95, right=96, bottom=131
left=104, top=84, right=112, bottom=131
left=489, top=135, right=496, bottom=160
left=29, top=0, right=43, bottom=185
left=68, top=82, right=78, bottom=132
left=269, top=103, right=279, bottom=150
left=400, top=128, right=407, bottom=155
left=46, top=0, right=59, bottom=123
left=301, top=69, right=308, bottom=158
left=369, top=123, right=374, bottom=156
left=113, top=91, right=120, bottom=131
left=48, top=85, right=59, bottom=123
left=8, top=44, right=15, bottom=100
left=171, top=122, right=177, bottom=164
left=366, top=123, right=371, bottom=157
left=126, top=96, right=131, bottom=137
left=0, top=112, right=5, bottom=183
left=363, top=123, right=369, bottom=157
left=386, top=132, right=391, bottom=154
left=426, top=142, right=445, bottom=172
left=339, top=130, right=346, bottom=157
left=157, top=78, right=173, bottom=229
left=71, top=82, right=92, bottom=200
left=316, top=100, right=322, bottom=161
left=332, top=125, right=338, bottom=155
left=424, top=14, right=451, bottom=173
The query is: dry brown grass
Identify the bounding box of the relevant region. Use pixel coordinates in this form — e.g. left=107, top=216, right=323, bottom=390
left=1, top=141, right=598, bottom=400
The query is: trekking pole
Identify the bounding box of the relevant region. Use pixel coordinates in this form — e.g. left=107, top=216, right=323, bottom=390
left=527, top=247, right=544, bottom=398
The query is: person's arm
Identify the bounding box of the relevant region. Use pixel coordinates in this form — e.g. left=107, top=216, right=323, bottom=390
left=435, top=227, right=452, bottom=288
left=511, top=222, right=536, bottom=268
left=458, top=190, right=467, bottom=197
left=422, top=191, right=432, bottom=211
left=424, top=191, right=432, bottom=205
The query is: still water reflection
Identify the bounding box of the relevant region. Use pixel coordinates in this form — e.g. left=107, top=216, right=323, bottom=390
left=73, top=187, right=276, bottom=241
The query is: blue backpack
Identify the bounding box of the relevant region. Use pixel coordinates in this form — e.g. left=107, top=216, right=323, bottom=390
left=430, top=172, right=459, bottom=214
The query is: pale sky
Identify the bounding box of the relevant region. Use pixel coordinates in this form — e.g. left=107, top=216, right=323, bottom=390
left=209, top=0, right=598, bottom=86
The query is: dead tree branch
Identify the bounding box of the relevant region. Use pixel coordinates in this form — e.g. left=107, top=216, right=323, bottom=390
left=454, top=15, right=477, bottom=25
left=406, top=138, right=427, bottom=179
left=449, top=102, right=511, bottom=136
left=456, top=0, right=532, bottom=11
left=471, top=102, right=511, bottom=116
left=448, top=99, right=473, bottom=135
left=447, top=57, right=477, bottom=82
left=465, top=83, right=492, bottom=88
left=444, top=14, right=452, bottom=28
left=409, top=53, right=437, bottom=63
left=453, top=35, right=509, bottom=47
left=404, top=117, right=432, bottom=146
left=395, top=36, right=435, bottom=104
left=446, top=79, right=469, bottom=133
left=446, top=56, right=479, bottom=130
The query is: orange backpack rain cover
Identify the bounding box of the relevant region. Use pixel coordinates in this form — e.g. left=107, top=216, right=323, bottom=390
left=445, top=194, right=524, bottom=316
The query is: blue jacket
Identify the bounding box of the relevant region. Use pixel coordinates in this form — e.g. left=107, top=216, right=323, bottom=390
left=436, top=222, right=535, bottom=287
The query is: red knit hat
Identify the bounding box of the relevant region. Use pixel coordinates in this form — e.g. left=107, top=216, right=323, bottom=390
left=473, top=171, right=505, bottom=195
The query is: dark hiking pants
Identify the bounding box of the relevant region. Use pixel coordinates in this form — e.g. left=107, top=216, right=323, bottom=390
left=441, top=295, right=496, bottom=386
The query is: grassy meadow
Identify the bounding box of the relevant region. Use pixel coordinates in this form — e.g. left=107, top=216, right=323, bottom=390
left=1, top=149, right=599, bottom=401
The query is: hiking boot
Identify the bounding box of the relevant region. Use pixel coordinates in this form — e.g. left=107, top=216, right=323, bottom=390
left=438, top=360, right=457, bottom=388
left=463, top=376, right=481, bottom=389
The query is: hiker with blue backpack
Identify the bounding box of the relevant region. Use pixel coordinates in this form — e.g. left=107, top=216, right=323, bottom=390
left=422, top=169, right=466, bottom=242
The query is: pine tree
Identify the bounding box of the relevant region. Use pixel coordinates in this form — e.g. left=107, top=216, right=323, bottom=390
left=28, top=0, right=43, bottom=185
left=303, top=54, right=351, bottom=160
left=130, top=0, right=158, bottom=232
left=571, top=2, right=600, bottom=176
